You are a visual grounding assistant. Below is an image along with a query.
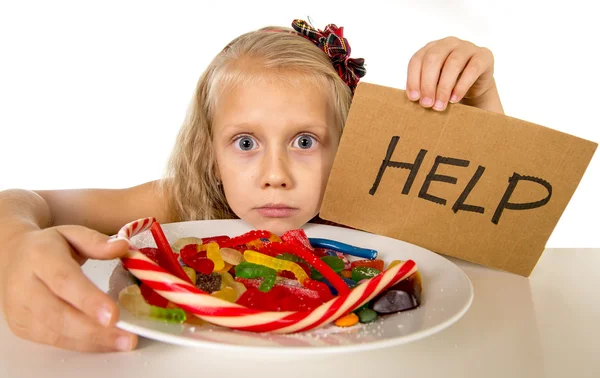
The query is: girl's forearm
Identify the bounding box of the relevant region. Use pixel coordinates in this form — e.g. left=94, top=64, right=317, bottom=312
left=0, top=190, right=51, bottom=280
left=0, top=189, right=52, bottom=236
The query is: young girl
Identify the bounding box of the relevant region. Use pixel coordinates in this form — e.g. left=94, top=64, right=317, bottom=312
left=0, top=20, right=503, bottom=353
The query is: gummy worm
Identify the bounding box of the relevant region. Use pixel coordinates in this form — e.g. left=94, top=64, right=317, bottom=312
left=234, top=261, right=277, bottom=292
left=308, top=238, right=378, bottom=260
left=220, top=230, right=275, bottom=248
left=243, top=250, right=309, bottom=285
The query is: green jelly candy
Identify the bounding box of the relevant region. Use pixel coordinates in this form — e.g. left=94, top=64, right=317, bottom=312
left=258, top=273, right=276, bottom=292
left=311, top=256, right=345, bottom=280
left=235, top=262, right=275, bottom=278
left=355, top=302, right=369, bottom=312
left=357, top=308, right=377, bottom=324
left=276, top=253, right=305, bottom=264
left=149, top=306, right=187, bottom=323
left=352, top=266, right=381, bottom=282
left=321, top=256, right=345, bottom=273
left=311, top=268, right=324, bottom=281
left=235, top=262, right=277, bottom=292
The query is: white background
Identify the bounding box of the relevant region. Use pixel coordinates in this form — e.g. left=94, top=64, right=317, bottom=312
left=0, top=0, right=598, bottom=246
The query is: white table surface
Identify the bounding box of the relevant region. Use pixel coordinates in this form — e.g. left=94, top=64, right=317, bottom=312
left=1, top=248, right=598, bottom=378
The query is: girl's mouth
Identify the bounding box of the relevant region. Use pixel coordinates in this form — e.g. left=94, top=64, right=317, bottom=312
left=255, top=204, right=299, bottom=218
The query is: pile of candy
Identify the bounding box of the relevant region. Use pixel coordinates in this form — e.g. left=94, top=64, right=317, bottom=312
left=117, top=218, right=422, bottom=333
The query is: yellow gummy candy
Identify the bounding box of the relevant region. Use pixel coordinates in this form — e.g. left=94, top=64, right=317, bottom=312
left=206, top=242, right=225, bottom=271
left=217, top=271, right=247, bottom=300
left=211, top=286, right=237, bottom=302
left=182, top=266, right=197, bottom=284
left=243, top=250, right=309, bottom=285
left=219, top=271, right=235, bottom=288
left=231, top=282, right=247, bottom=298
left=215, top=262, right=233, bottom=273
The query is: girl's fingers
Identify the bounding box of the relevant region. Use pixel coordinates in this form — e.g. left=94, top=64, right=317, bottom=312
left=55, top=224, right=130, bottom=261
left=7, top=276, right=137, bottom=352
left=32, top=241, right=121, bottom=329
left=35, top=277, right=136, bottom=352
left=406, top=37, right=495, bottom=111
left=450, top=48, right=494, bottom=103
left=418, top=41, right=459, bottom=108
left=31, top=225, right=129, bottom=328
left=433, top=46, right=476, bottom=111
left=406, top=44, right=429, bottom=101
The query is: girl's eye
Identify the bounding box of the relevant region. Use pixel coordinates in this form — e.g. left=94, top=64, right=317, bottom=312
left=293, top=134, right=316, bottom=149
left=235, top=136, right=257, bottom=151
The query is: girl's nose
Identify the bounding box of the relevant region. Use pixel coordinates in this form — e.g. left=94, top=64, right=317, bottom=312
left=260, top=149, right=293, bottom=189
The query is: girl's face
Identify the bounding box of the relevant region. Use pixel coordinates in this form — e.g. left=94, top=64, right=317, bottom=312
left=212, top=75, right=339, bottom=235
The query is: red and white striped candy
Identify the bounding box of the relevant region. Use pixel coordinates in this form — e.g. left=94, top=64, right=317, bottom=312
left=116, top=217, right=418, bottom=334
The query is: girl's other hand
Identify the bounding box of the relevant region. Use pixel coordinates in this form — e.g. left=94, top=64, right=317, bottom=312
left=406, top=36, right=503, bottom=114
left=0, top=226, right=138, bottom=352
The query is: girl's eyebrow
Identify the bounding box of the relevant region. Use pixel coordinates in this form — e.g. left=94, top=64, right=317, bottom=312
left=219, top=122, right=330, bottom=134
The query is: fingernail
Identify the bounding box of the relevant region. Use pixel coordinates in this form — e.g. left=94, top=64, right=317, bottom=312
left=116, top=336, right=132, bottom=351
left=433, top=100, right=446, bottom=111
left=408, top=90, right=419, bottom=101
left=97, top=306, right=112, bottom=326
left=450, top=94, right=459, bottom=103
left=420, top=97, right=433, bottom=107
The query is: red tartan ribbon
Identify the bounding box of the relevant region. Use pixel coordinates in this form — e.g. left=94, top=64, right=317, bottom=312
left=291, top=19, right=366, bottom=93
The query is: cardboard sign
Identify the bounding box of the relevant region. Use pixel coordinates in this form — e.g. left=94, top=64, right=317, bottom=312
left=320, top=82, right=597, bottom=276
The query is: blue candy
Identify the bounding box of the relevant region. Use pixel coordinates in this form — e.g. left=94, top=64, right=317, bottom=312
left=322, top=277, right=357, bottom=296
left=309, top=238, right=378, bottom=260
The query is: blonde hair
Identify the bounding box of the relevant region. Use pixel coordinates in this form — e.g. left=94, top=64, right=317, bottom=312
left=162, top=26, right=354, bottom=222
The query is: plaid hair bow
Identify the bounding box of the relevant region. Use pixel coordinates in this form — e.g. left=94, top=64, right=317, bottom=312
left=292, top=19, right=366, bottom=93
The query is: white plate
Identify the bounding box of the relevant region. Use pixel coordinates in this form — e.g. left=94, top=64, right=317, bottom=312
left=83, top=219, right=473, bottom=354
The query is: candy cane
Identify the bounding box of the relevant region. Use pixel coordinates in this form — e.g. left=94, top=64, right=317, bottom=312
left=116, top=218, right=417, bottom=334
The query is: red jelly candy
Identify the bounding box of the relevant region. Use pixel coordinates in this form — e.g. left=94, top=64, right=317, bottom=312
left=180, top=244, right=197, bottom=260
left=236, top=277, right=329, bottom=311
left=234, top=245, right=249, bottom=253
left=221, top=230, right=272, bottom=248
left=228, top=265, right=237, bottom=277
left=236, top=288, right=269, bottom=310
left=201, top=235, right=231, bottom=245
left=237, top=285, right=323, bottom=312
left=303, top=279, right=334, bottom=302
left=234, top=287, right=254, bottom=306
left=235, top=277, right=261, bottom=290
left=277, top=270, right=296, bottom=280
left=256, top=243, right=285, bottom=257
left=350, top=259, right=385, bottom=271
left=311, top=248, right=329, bottom=257
left=186, top=255, right=214, bottom=275
left=276, top=261, right=311, bottom=280
left=264, top=286, right=287, bottom=311
left=180, top=244, right=207, bottom=266
left=298, top=262, right=312, bottom=277
left=284, top=293, right=322, bottom=311
left=140, top=283, right=168, bottom=308
left=281, top=229, right=314, bottom=251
